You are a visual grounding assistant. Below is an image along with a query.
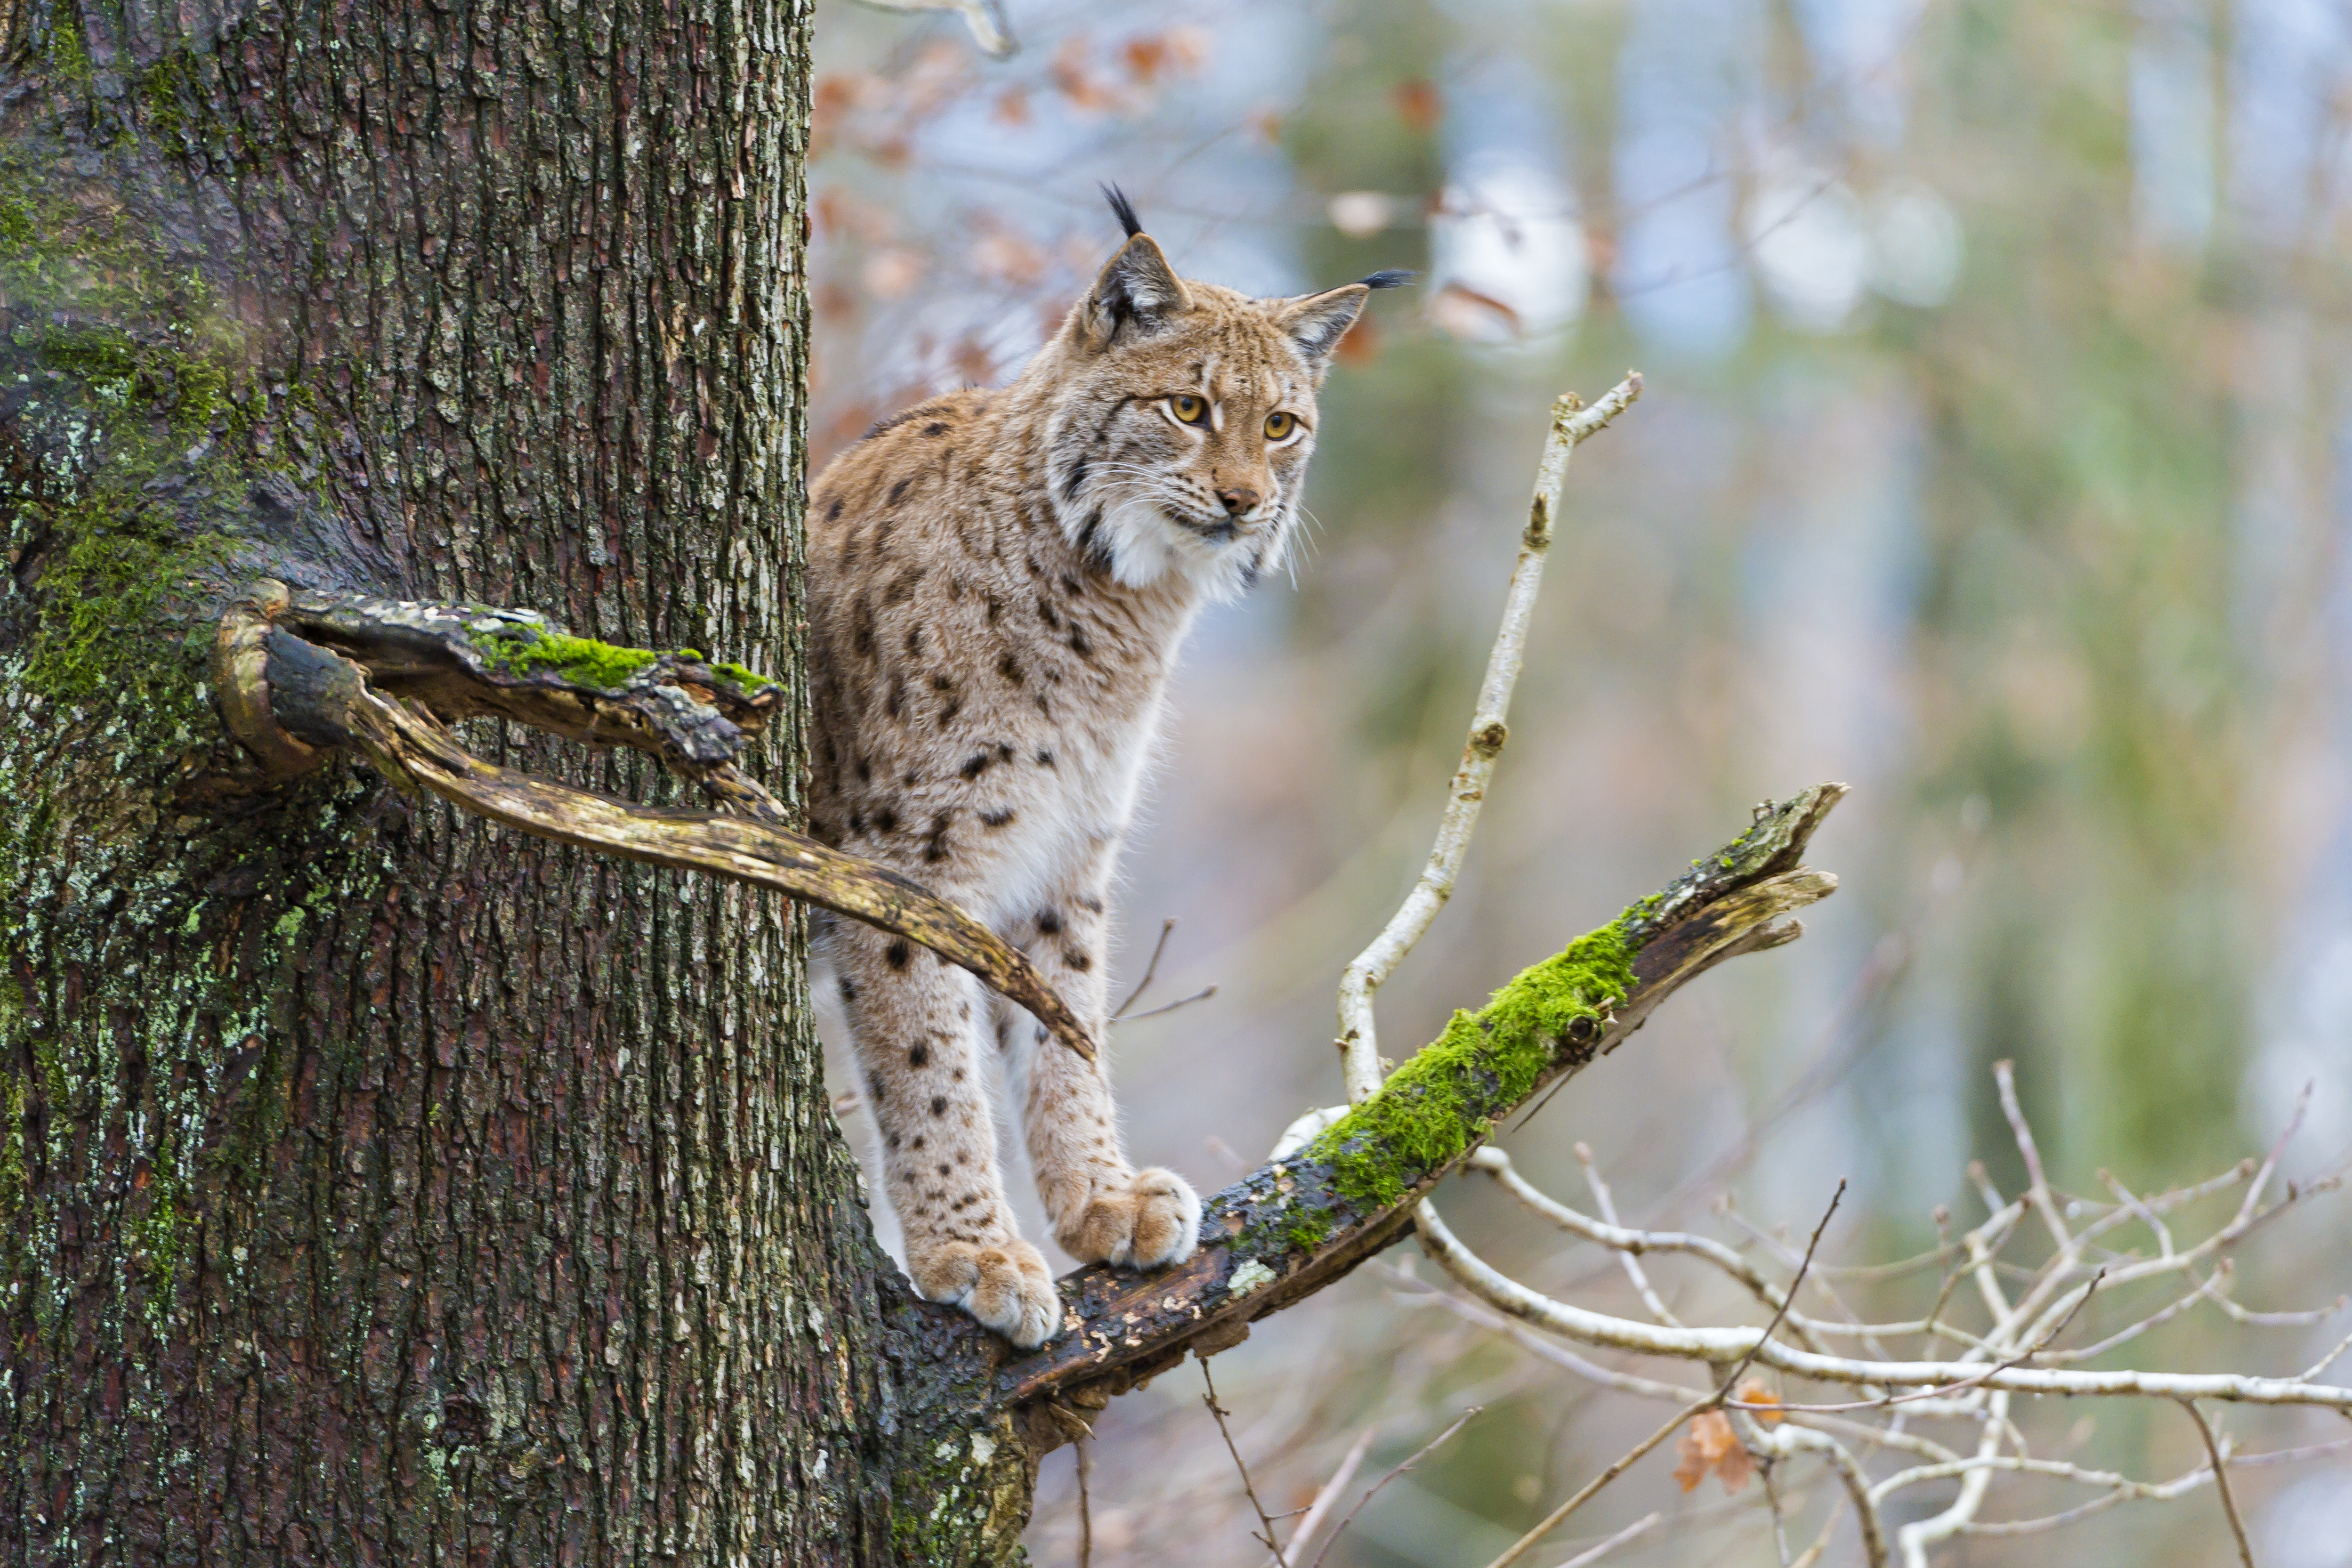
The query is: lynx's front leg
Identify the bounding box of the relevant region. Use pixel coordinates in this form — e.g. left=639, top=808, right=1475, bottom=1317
left=830, top=923, right=1061, bottom=1347
left=1009, top=864, right=1201, bottom=1270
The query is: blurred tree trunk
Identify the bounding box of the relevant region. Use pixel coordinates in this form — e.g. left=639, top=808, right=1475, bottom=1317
left=0, top=0, right=1032, bottom=1561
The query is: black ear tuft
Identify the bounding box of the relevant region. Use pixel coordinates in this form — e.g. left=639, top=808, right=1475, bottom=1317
left=1359, top=269, right=1418, bottom=290
left=1101, top=183, right=1144, bottom=239
left=1081, top=232, right=1191, bottom=348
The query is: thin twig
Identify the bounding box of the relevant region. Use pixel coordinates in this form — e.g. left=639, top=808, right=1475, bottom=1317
left=1117, top=984, right=1218, bottom=1022
left=1478, top=1394, right=1711, bottom=1568
left=1732, top=1271, right=2109, bottom=1416
left=1076, top=1437, right=1093, bottom=1568
left=1334, top=374, right=1642, bottom=1104
left=2177, top=1400, right=2257, bottom=1568
left=1272, top=1427, right=1376, bottom=1568
left=845, top=0, right=1015, bottom=57
left=1416, top=1199, right=2348, bottom=1409
left=1575, top=1143, right=1685, bottom=1329
left=1307, top=1406, right=1482, bottom=1568
left=1717, top=1180, right=1846, bottom=1401
left=1201, top=1360, right=1288, bottom=1564
left=1764, top=1461, right=1793, bottom=1567
left=1113, top=918, right=1178, bottom=1019
left=1553, top=1512, right=1662, bottom=1567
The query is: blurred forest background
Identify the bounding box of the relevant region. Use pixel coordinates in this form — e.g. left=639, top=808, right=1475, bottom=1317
left=802, top=0, right=2352, bottom=1562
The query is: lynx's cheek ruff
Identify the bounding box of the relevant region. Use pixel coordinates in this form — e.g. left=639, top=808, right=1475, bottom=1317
left=805, top=187, right=1410, bottom=1346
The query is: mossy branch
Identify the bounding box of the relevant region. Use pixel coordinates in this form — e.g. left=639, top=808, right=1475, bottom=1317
left=213, top=581, right=1098, bottom=1062
left=990, top=785, right=1845, bottom=1415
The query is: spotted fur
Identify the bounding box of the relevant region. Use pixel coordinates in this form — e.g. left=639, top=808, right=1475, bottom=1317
left=807, top=214, right=1372, bottom=1347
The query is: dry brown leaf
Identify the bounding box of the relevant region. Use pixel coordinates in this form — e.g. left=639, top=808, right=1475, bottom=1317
left=1736, top=1379, right=1783, bottom=1426
left=1672, top=1410, right=1753, bottom=1495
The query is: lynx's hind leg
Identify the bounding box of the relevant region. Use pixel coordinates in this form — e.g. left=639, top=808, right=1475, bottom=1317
left=828, top=922, right=1062, bottom=1347
left=1003, top=872, right=1202, bottom=1271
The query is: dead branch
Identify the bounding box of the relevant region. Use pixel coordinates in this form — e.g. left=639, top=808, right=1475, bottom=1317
left=1200, top=1360, right=1289, bottom=1563
left=214, top=580, right=1097, bottom=1061
left=992, top=783, right=1845, bottom=1410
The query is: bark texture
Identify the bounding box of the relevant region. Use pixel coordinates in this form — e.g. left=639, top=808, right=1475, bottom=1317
left=0, top=0, right=1028, bottom=1561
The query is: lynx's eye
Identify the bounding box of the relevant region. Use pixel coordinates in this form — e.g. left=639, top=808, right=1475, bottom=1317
left=1168, top=393, right=1209, bottom=425
left=1263, top=411, right=1297, bottom=441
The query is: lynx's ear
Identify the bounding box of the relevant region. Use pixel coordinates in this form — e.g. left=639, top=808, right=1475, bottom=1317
left=1081, top=233, right=1193, bottom=350
left=1273, top=284, right=1371, bottom=367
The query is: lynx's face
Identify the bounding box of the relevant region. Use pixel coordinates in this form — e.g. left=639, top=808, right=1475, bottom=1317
left=1032, top=236, right=1375, bottom=601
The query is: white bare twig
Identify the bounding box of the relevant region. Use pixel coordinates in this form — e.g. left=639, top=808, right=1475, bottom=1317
left=1306, top=1407, right=1481, bottom=1568
left=1268, top=1426, right=1375, bottom=1568
left=1756, top=1422, right=1887, bottom=1567
left=1575, top=1142, right=1685, bottom=1329
left=1551, top=1511, right=1662, bottom=1567
left=1333, top=374, right=1642, bottom=1104
left=1412, top=1200, right=2352, bottom=1410
left=846, top=0, right=1015, bottom=57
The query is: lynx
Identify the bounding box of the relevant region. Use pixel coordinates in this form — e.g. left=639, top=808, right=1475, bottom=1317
left=807, top=192, right=1404, bottom=1347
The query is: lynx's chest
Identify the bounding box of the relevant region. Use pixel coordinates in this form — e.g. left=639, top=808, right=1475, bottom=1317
left=805, top=464, right=1197, bottom=913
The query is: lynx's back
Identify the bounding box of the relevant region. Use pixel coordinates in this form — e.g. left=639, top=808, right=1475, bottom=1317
left=804, top=198, right=1399, bottom=1348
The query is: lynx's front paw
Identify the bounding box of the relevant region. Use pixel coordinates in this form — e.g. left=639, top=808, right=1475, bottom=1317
left=909, top=1238, right=1063, bottom=1348
left=1057, top=1167, right=1202, bottom=1270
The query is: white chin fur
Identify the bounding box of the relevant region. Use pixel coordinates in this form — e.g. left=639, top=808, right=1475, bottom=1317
left=1081, top=496, right=1275, bottom=601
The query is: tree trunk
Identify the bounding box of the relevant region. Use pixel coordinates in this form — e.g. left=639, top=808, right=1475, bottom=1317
left=0, top=0, right=1033, bottom=1560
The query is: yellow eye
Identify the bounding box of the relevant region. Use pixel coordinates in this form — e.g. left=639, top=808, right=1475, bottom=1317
left=1263, top=411, right=1297, bottom=441
left=1169, top=393, right=1208, bottom=425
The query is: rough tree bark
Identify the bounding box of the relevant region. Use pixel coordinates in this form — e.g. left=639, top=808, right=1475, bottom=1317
left=0, top=0, right=1845, bottom=1559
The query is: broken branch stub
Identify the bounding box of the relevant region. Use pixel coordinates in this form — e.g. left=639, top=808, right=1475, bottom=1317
left=993, top=785, right=1845, bottom=1411
left=214, top=582, right=1097, bottom=1061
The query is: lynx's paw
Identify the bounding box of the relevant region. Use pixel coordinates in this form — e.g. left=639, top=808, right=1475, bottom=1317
left=909, top=1238, right=1063, bottom=1349
left=1058, top=1167, right=1202, bottom=1270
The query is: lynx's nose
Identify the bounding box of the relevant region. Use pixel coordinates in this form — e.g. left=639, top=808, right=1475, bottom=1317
left=1216, top=486, right=1260, bottom=517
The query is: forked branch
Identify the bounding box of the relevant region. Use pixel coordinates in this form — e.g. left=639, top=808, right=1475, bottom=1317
left=213, top=580, right=1097, bottom=1060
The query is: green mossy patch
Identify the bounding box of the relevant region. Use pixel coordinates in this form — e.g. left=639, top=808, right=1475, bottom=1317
left=0, top=1071, right=25, bottom=1221
left=22, top=507, right=235, bottom=720
left=476, top=628, right=661, bottom=691
left=1307, top=920, right=1635, bottom=1209
left=708, top=659, right=779, bottom=694
left=473, top=627, right=783, bottom=698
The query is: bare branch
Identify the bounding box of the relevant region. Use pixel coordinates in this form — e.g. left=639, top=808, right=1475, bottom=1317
left=1758, top=1424, right=1886, bottom=1567
left=1574, top=1143, right=1684, bottom=1329
left=1117, top=985, right=1218, bottom=1023
left=1411, top=1203, right=2352, bottom=1409
left=1201, top=1360, right=1289, bottom=1563
left=1113, top=918, right=1179, bottom=1018
left=217, top=581, right=1100, bottom=1061
left=2178, top=1401, right=2258, bottom=1568
left=1306, top=1406, right=1481, bottom=1568
left=992, top=786, right=1845, bottom=1408
left=1552, top=1512, right=1662, bottom=1567
left=1269, top=1426, right=1375, bottom=1568
left=1718, top=1179, right=1845, bottom=1399
left=1336, top=374, right=1643, bottom=1104
left=1480, top=1390, right=1714, bottom=1568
